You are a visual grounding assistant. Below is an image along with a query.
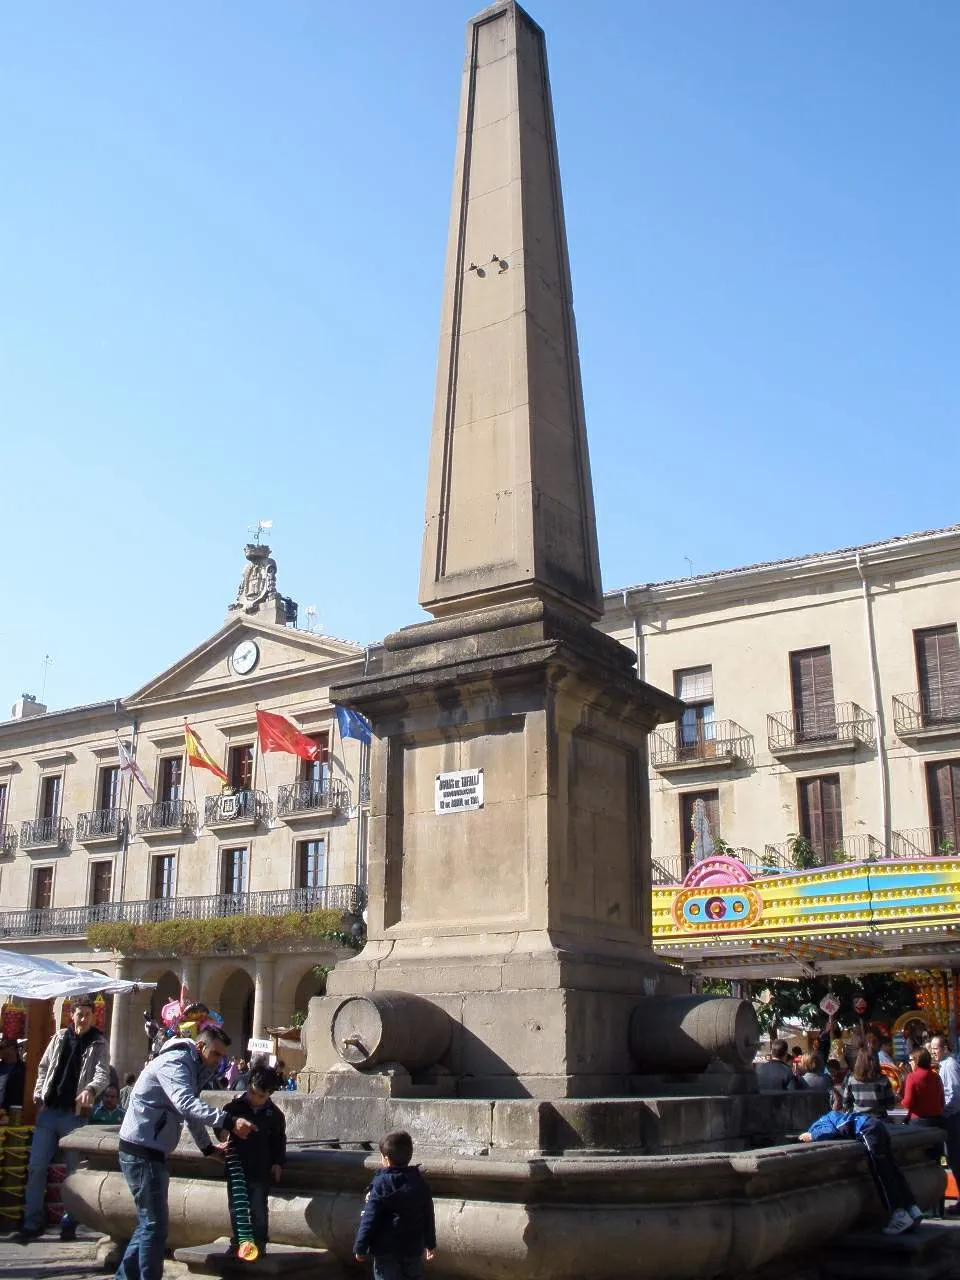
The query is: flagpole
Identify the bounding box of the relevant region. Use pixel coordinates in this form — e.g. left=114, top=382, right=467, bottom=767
left=185, top=718, right=202, bottom=827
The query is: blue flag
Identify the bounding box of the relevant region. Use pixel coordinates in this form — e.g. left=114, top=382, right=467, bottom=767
left=335, top=705, right=372, bottom=745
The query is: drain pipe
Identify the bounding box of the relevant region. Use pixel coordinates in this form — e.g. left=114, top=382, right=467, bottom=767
left=855, top=551, right=891, bottom=851
left=624, top=590, right=644, bottom=681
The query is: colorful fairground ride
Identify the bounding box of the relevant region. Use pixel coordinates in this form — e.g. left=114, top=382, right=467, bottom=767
left=651, top=828, right=960, bottom=1007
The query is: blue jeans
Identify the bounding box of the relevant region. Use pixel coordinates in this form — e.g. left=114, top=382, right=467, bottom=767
left=116, top=1153, right=169, bottom=1280
left=372, top=1257, right=425, bottom=1280
left=24, top=1107, right=86, bottom=1232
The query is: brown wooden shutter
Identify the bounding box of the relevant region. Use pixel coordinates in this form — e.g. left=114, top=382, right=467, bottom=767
left=32, top=867, right=53, bottom=910
left=915, top=626, right=960, bottom=724
left=799, top=774, right=843, bottom=857
left=90, top=862, right=113, bottom=906
left=927, top=759, right=960, bottom=848
left=790, top=647, right=837, bottom=741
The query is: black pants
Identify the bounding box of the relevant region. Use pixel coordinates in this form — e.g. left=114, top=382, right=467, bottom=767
left=227, top=1174, right=269, bottom=1253
left=856, top=1118, right=914, bottom=1215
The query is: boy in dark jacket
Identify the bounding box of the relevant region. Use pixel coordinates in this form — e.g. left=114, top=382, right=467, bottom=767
left=217, top=1065, right=286, bottom=1257
left=354, top=1131, right=436, bottom=1280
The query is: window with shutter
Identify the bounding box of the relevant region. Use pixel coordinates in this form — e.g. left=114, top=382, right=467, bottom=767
left=798, top=774, right=843, bottom=859
left=228, top=746, right=254, bottom=790
left=89, top=861, right=113, bottom=906
left=301, top=733, right=332, bottom=786
left=790, top=648, right=837, bottom=742
left=98, top=766, right=121, bottom=811
left=39, top=775, right=62, bottom=821
left=152, top=854, right=175, bottom=900
left=222, top=846, right=248, bottom=895
left=680, top=789, right=721, bottom=871
left=915, top=626, right=960, bottom=726
left=926, top=759, right=960, bottom=852
left=159, top=757, right=183, bottom=803
left=675, top=666, right=716, bottom=755
left=32, top=866, right=54, bottom=910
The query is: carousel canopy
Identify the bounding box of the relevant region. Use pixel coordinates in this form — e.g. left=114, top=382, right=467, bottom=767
left=0, top=950, right=155, bottom=1001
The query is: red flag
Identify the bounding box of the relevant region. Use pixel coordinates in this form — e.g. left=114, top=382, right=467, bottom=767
left=256, top=709, right=322, bottom=761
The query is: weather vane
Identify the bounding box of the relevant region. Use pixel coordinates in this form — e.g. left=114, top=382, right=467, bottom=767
left=248, top=519, right=273, bottom=546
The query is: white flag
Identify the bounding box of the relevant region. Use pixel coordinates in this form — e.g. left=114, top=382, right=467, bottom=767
left=117, top=735, right=155, bottom=801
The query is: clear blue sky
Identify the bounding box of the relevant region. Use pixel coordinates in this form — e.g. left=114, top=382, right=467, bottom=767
left=2, top=2, right=956, bottom=712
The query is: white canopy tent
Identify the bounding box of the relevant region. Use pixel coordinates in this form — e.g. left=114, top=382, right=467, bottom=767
left=0, top=949, right=154, bottom=1002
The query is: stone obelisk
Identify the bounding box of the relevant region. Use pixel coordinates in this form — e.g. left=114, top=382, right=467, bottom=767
left=312, top=0, right=683, bottom=1098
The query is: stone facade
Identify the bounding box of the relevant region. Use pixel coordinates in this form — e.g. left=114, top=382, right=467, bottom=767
left=599, top=524, right=960, bottom=883
left=0, top=546, right=369, bottom=1073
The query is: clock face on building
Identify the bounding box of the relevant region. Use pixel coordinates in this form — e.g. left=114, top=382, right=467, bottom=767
left=231, top=639, right=260, bottom=676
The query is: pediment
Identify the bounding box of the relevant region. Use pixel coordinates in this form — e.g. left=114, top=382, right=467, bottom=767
left=125, top=617, right=365, bottom=710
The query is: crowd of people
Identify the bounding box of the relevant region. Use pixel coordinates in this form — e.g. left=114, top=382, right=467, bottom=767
left=756, top=1021, right=960, bottom=1235
left=8, top=1001, right=436, bottom=1280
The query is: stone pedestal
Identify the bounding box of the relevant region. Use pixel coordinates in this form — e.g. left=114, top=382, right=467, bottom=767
left=305, top=601, right=683, bottom=1096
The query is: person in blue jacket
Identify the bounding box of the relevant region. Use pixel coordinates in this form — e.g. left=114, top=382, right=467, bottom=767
left=799, top=1108, right=924, bottom=1235
left=353, top=1130, right=436, bottom=1280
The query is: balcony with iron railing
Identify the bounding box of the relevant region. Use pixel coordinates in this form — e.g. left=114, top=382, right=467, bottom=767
left=892, top=686, right=960, bottom=739
left=276, top=778, right=350, bottom=822
left=20, top=816, right=73, bottom=851
left=204, top=790, right=271, bottom=829
left=763, top=833, right=887, bottom=869
left=651, top=848, right=760, bottom=886
left=136, top=799, right=197, bottom=837
left=76, top=808, right=126, bottom=844
left=0, top=883, right=367, bottom=942
left=891, top=827, right=960, bottom=858
left=0, top=825, right=16, bottom=855
left=766, top=703, right=875, bottom=756
left=650, top=720, right=754, bottom=772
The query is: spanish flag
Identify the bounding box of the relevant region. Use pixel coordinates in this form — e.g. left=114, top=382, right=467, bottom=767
left=184, top=723, right=228, bottom=782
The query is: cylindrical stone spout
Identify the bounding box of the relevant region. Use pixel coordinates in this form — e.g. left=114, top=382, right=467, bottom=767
left=331, top=992, right=452, bottom=1071
left=628, top=996, right=759, bottom=1074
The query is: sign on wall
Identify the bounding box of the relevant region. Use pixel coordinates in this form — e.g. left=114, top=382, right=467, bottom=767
left=435, top=768, right=484, bottom=815
left=247, top=1036, right=273, bottom=1055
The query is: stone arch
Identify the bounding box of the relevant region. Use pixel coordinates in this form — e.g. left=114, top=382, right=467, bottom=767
left=216, top=968, right=255, bottom=1056
left=273, top=957, right=329, bottom=1029
left=149, top=970, right=181, bottom=1024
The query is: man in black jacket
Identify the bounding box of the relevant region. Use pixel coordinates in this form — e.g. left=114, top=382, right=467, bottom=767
left=353, top=1131, right=436, bottom=1280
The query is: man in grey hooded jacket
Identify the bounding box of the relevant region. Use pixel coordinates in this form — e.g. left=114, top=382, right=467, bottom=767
left=115, top=1025, right=255, bottom=1280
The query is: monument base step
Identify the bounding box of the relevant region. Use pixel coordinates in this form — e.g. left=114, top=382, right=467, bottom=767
left=820, top=1222, right=958, bottom=1280
left=174, top=1239, right=343, bottom=1279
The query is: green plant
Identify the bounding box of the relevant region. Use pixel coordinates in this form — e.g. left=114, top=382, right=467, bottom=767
left=713, top=837, right=735, bottom=856
left=87, top=908, right=361, bottom=957
left=786, top=833, right=818, bottom=870
left=937, top=835, right=957, bottom=855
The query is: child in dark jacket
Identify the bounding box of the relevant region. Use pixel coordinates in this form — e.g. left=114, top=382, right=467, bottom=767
left=217, top=1065, right=286, bottom=1257
left=353, top=1131, right=436, bottom=1280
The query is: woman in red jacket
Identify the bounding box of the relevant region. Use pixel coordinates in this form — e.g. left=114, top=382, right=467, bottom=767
left=902, top=1048, right=945, bottom=1126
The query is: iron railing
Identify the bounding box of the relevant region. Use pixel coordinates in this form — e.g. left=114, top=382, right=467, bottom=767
left=0, top=883, right=367, bottom=942
left=0, top=825, right=16, bottom=855
left=891, top=827, right=960, bottom=858
left=76, top=808, right=126, bottom=842
left=767, top=702, right=875, bottom=752
left=763, top=833, right=887, bottom=868
left=892, top=687, right=960, bottom=736
left=20, top=816, right=72, bottom=850
left=136, top=799, right=197, bottom=834
left=650, top=848, right=760, bottom=886
left=650, top=720, right=754, bottom=769
left=276, top=779, right=350, bottom=817
left=204, top=790, right=271, bottom=826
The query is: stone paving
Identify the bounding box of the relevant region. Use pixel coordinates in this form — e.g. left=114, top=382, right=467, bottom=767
left=0, top=1232, right=189, bottom=1280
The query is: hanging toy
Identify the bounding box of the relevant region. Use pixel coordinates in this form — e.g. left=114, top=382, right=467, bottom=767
left=161, top=999, right=184, bottom=1029
left=93, top=995, right=107, bottom=1031
left=225, top=1148, right=259, bottom=1262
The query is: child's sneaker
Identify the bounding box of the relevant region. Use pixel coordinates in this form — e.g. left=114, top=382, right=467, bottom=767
left=908, top=1205, right=924, bottom=1222
left=883, top=1209, right=915, bottom=1235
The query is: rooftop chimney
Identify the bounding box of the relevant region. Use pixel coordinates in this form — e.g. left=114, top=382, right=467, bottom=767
left=11, top=693, right=46, bottom=720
